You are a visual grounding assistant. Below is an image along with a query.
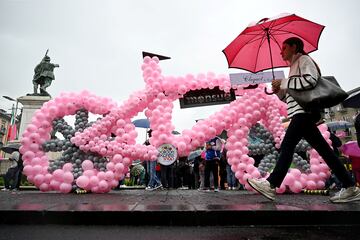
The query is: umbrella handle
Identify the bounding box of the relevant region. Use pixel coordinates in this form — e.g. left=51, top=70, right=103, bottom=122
left=264, top=87, right=275, bottom=95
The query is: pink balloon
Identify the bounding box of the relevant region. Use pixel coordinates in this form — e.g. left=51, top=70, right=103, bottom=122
left=251, top=170, right=261, bottom=179
left=62, top=163, right=73, bottom=172
left=39, top=183, right=50, bottom=192
left=23, top=151, right=36, bottom=162
left=63, top=172, right=74, bottom=183
left=289, top=168, right=301, bottom=178
left=97, top=171, right=106, bottom=180
left=32, top=165, right=43, bottom=175
left=98, top=180, right=109, bottom=191
left=91, top=186, right=100, bottom=193
left=76, top=176, right=90, bottom=189
left=284, top=174, right=295, bottom=186
left=306, top=180, right=317, bottom=190
left=245, top=164, right=255, bottom=174
left=289, top=181, right=303, bottom=193
left=106, top=162, right=115, bottom=171
left=317, top=180, right=325, bottom=189
left=105, top=171, right=115, bottom=181
left=111, top=179, right=119, bottom=188
left=82, top=160, right=94, bottom=171
left=177, top=141, right=186, bottom=151
left=84, top=170, right=95, bottom=178
left=310, top=165, right=320, bottom=174
left=59, top=183, right=72, bottom=193
left=114, top=163, right=124, bottom=173
left=23, top=165, right=34, bottom=176
left=44, top=173, right=53, bottom=184
left=34, top=174, right=45, bottom=185
left=89, top=176, right=100, bottom=187
left=122, top=157, right=131, bottom=166
left=276, top=184, right=286, bottom=194
left=50, top=180, right=60, bottom=190
left=53, top=169, right=64, bottom=182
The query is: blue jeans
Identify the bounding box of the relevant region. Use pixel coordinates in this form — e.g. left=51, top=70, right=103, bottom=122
left=148, top=161, right=161, bottom=188
left=226, top=164, right=236, bottom=188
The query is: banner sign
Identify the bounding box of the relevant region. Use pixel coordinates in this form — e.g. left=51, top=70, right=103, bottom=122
left=179, top=87, right=236, bottom=109
left=230, top=71, right=285, bottom=86
left=157, top=144, right=178, bottom=166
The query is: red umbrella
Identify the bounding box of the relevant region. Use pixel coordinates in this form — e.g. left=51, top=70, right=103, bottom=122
left=223, top=13, right=325, bottom=77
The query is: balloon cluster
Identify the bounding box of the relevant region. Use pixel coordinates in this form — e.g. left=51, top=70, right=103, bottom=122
left=227, top=121, right=331, bottom=193
left=20, top=56, right=333, bottom=193
left=247, top=123, right=311, bottom=176
left=19, top=92, right=131, bottom=193
left=43, top=110, right=110, bottom=192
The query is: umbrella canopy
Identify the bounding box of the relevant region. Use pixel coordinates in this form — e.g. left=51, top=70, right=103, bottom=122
left=132, top=159, right=142, bottom=166
left=342, top=90, right=360, bottom=108
left=223, top=13, right=325, bottom=74
left=187, top=149, right=203, bottom=161
left=341, top=141, right=360, bottom=157
left=132, top=118, right=150, bottom=129
left=326, top=121, right=353, bottom=131
left=0, top=142, right=21, bottom=154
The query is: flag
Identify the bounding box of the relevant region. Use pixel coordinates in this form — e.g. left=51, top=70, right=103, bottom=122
left=6, top=105, right=17, bottom=141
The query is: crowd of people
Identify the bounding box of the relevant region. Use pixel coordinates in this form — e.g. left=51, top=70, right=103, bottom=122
left=131, top=132, right=242, bottom=192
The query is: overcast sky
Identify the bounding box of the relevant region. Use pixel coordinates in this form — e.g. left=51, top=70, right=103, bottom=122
left=1, top=0, right=359, bottom=141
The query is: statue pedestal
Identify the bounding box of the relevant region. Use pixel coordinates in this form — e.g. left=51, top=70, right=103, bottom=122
left=17, top=95, right=51, bottom=139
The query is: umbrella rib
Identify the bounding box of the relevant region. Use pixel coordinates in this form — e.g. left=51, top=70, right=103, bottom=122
left=239, top=19, right=281, bottom=60
left=242, top=19, right=290, bottom=45
left=268, top=20, right=299, bottom=35
left=245, top=34, right=267, bottom=44
left=269, top=21, right=320, bottom=49
left=268, top=33, right=283, bottom=52
left=253, top=34, right=267, bottom=72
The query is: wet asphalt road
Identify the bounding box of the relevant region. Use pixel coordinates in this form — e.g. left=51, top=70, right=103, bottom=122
left=0, top=225, right=359, bottom=240
left=1, top=189, right=359, bottom=239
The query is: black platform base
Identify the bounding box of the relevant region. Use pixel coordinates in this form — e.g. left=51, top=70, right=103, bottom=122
left=1, top=189, right=359, bottom=226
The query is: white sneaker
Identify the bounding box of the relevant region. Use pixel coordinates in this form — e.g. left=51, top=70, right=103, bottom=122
left=145, top=186, right=154, bottom=191
left=1, top=188, right=10, bottom=191
left=214, top=188, right=219, bottom=192
left=330, top=186, right=360, bottom=203
left=153, top=184, right=163, bottom=190
left=247, top=178, right=276, bottom=201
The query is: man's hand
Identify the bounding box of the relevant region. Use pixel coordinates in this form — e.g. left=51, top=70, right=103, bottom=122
left=271, top=79, right=282, bottom=93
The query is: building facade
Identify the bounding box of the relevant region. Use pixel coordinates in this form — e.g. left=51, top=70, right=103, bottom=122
left=0, top=109, right=11, bottom=147
left=324, top=87, right=360, bottom=142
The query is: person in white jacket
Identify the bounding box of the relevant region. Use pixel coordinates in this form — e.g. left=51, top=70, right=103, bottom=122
left=247, top=37, right=360, bottom=203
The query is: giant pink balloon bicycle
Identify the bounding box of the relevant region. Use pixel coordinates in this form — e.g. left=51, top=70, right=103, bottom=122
left=19, top=56, right=332, bottom=193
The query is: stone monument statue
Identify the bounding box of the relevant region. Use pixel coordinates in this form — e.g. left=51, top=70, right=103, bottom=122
left=32, top=50, right=59, bottom=96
